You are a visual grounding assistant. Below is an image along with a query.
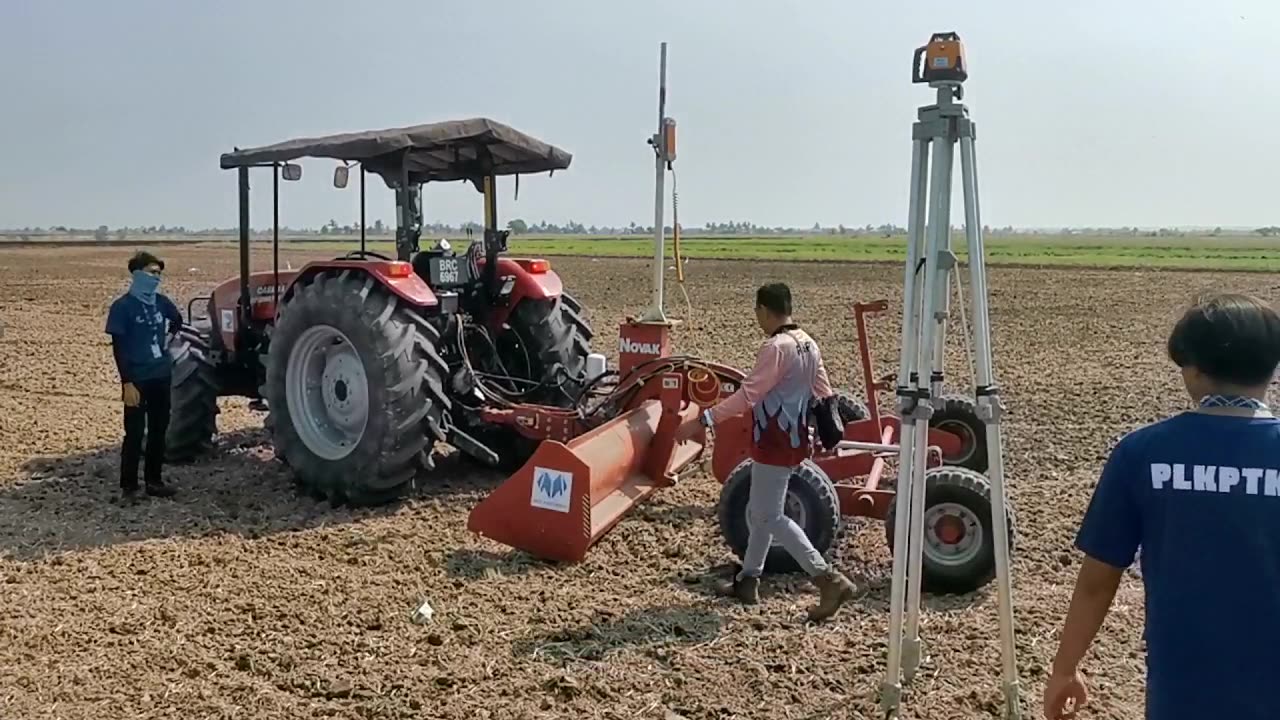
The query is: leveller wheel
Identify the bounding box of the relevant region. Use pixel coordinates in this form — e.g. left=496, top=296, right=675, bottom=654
left=883, top=465, right=1016, bottom=595
left=716, top=459, right=843, bottom=575
left=929, top=393, right=989, bottom=473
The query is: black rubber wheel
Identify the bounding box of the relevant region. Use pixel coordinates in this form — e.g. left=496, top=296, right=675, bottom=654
left=717, top=459, right=843, bottom=574
left=165, top=323, right=220, bottom=462
left=462, top=291, right=594, bottom=470
left=836, top=392, right=870, bottom=424
left=883, top=465, right=1016, bottom=595
left=262, top=270, right=452, bottom=506
left=807, top=391, right=868, bottom=442
left=506, top=292, right=593, bottom=405
left=929, top=393, right=988, bottom=473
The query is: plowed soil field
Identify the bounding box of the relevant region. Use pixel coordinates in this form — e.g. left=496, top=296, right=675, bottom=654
left=1, top=244, right=1274, bottom=720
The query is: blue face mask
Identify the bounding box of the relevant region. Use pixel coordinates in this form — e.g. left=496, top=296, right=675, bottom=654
left=129, top=269, right=161, bottom=305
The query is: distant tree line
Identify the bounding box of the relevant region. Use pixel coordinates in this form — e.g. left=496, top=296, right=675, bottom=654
left=2, top=222, right=1273, bottom=240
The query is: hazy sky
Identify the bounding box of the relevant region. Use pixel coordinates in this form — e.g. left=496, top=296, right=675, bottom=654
left=3, top=0, right=1278, bottom=231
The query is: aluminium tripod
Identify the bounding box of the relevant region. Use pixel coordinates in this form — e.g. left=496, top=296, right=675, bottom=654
left=879, top=80, right=1021, bottom=720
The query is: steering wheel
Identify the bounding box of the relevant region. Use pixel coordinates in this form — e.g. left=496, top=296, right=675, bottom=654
left=341, top=250, right=393, bottom=261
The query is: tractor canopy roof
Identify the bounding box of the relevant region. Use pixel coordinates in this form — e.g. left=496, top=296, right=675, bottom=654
left=219, top=117, right=572, bottom=188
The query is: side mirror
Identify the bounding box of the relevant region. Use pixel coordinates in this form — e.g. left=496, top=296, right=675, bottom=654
left=282, top=163, right=302, bottom=181
left=333, top=165, right=349, bottom=189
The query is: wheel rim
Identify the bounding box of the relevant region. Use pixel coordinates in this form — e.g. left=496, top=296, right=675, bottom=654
left=935, top=419, right=977, bottom=464
left=285, top=325, right=369, bottom=461
left=744, top=490, right=807, bottom=548
left=923, top=501, right=983, bottom=567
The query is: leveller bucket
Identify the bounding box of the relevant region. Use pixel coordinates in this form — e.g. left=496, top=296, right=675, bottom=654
left=466, top=373, right=704, bottom=563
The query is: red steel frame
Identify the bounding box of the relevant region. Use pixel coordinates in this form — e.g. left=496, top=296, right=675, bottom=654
left=467, top=299, right=968, bottom=564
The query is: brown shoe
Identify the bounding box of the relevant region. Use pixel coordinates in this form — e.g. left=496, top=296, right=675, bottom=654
left=807, top=570, right=857, bottom=622
left=714, top=573, right=760, bottom=605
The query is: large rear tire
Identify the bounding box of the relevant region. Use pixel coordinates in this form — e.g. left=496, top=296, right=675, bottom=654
left=463, top=292, right=594, bottom=470
left=165, top=323, right=219, bottom=462
left=263, top=270, right=452, bottom=505
left=506, top=292, right=593, bottom=405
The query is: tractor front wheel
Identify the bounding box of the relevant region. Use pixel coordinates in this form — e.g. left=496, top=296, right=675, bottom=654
left=717, top=459, right=843, bottom=575
left=263, top=270, right=451, bottom=505
left=883, top=465, right=1016, bottom=595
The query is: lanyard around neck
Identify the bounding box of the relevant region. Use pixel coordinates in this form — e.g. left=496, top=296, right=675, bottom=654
left=1194, top=394, right=1273, bottom=418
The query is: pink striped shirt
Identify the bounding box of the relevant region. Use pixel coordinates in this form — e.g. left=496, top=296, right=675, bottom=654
left=710, top=327, right=833, bottom=465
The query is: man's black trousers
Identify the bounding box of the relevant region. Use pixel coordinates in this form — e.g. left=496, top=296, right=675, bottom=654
left=121, top=377, right=171, bottom=491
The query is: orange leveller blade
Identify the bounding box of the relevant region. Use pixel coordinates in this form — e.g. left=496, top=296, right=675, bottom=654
left=467, top=374, right=704, bottom=563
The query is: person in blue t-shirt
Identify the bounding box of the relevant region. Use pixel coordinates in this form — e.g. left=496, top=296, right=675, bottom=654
left=104, top=251, right=184, bottom=502
left=1044, top=293, right=1280, bottom=719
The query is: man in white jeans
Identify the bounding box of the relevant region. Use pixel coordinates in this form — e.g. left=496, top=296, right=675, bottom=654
left=702, top=282, right=858, bottom=622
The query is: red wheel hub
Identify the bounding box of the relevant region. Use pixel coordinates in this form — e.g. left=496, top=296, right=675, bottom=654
left=935, top=514, right=966, bottom=545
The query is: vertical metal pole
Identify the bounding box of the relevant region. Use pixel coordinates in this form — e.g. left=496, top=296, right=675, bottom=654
left=272, top=163, right=280, bottom=313
left=960, top=130, right=1022, bottom=720
left=360, top=165, right=367, bottom=255
left=642, top=42, right=669, bottom=324
left=396, top=158, right=411, bottom=262
left=902, top=127, right=953, bottom=680
left=929, top=87, right=958, bottom=399
left=237, top=166, right=251, bottom=331
left=484, top=175, right=498, bottom=233
left=895, top=139, right=928, bottom=390
left=881, top=132, right=931, bottom=720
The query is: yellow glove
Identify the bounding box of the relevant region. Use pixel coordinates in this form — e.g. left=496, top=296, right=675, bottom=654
left=122, top=383, right=141, bottom=408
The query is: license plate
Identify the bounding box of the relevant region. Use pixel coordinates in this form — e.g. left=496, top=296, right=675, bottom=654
left=429, top=256, right=468, bottom=287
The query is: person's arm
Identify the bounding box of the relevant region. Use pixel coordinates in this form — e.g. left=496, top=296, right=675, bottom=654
left=105, top=302, right=129, bottom=383
left=160, top=295, right=183, bottom=335
left=707, top=340, right=785, bottom=425
left=1044, top=440, right=1140, bottom=718
left=105, top=301, right=140, bottom=407
left=111, top=337, right=132, bottom=384
left=1051, top=557, right=1125, bottom=677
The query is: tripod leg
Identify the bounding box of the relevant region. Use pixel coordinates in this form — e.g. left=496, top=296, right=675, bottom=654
left=880, top=135, right=930, bottom=720
left=928, top=147, right=955, bottom=400
left=903, top=132, right=956, bottom=681
left=959, top=131, right=1022, bottom=720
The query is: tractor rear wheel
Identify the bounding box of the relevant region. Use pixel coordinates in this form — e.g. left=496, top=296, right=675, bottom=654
left=165, top=323, right=219, bottom=462
left=883, top=465, right=1016, bottom=595
left=463, top=292, right=594, bottom=470
left=717, top=459, right=843, bottom=575
left=263, top=270, right=451, bottom=505
left=505, top=292, right=593, bottom=406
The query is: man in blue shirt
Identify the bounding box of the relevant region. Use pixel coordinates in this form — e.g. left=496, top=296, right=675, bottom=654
left=1044, top=293, right=1280, bottom=719
left=104, top=251, right=183, bottom=502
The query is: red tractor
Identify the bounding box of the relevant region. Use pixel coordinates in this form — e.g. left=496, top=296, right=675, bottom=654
left=167, top=119, right=597, bottom=504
